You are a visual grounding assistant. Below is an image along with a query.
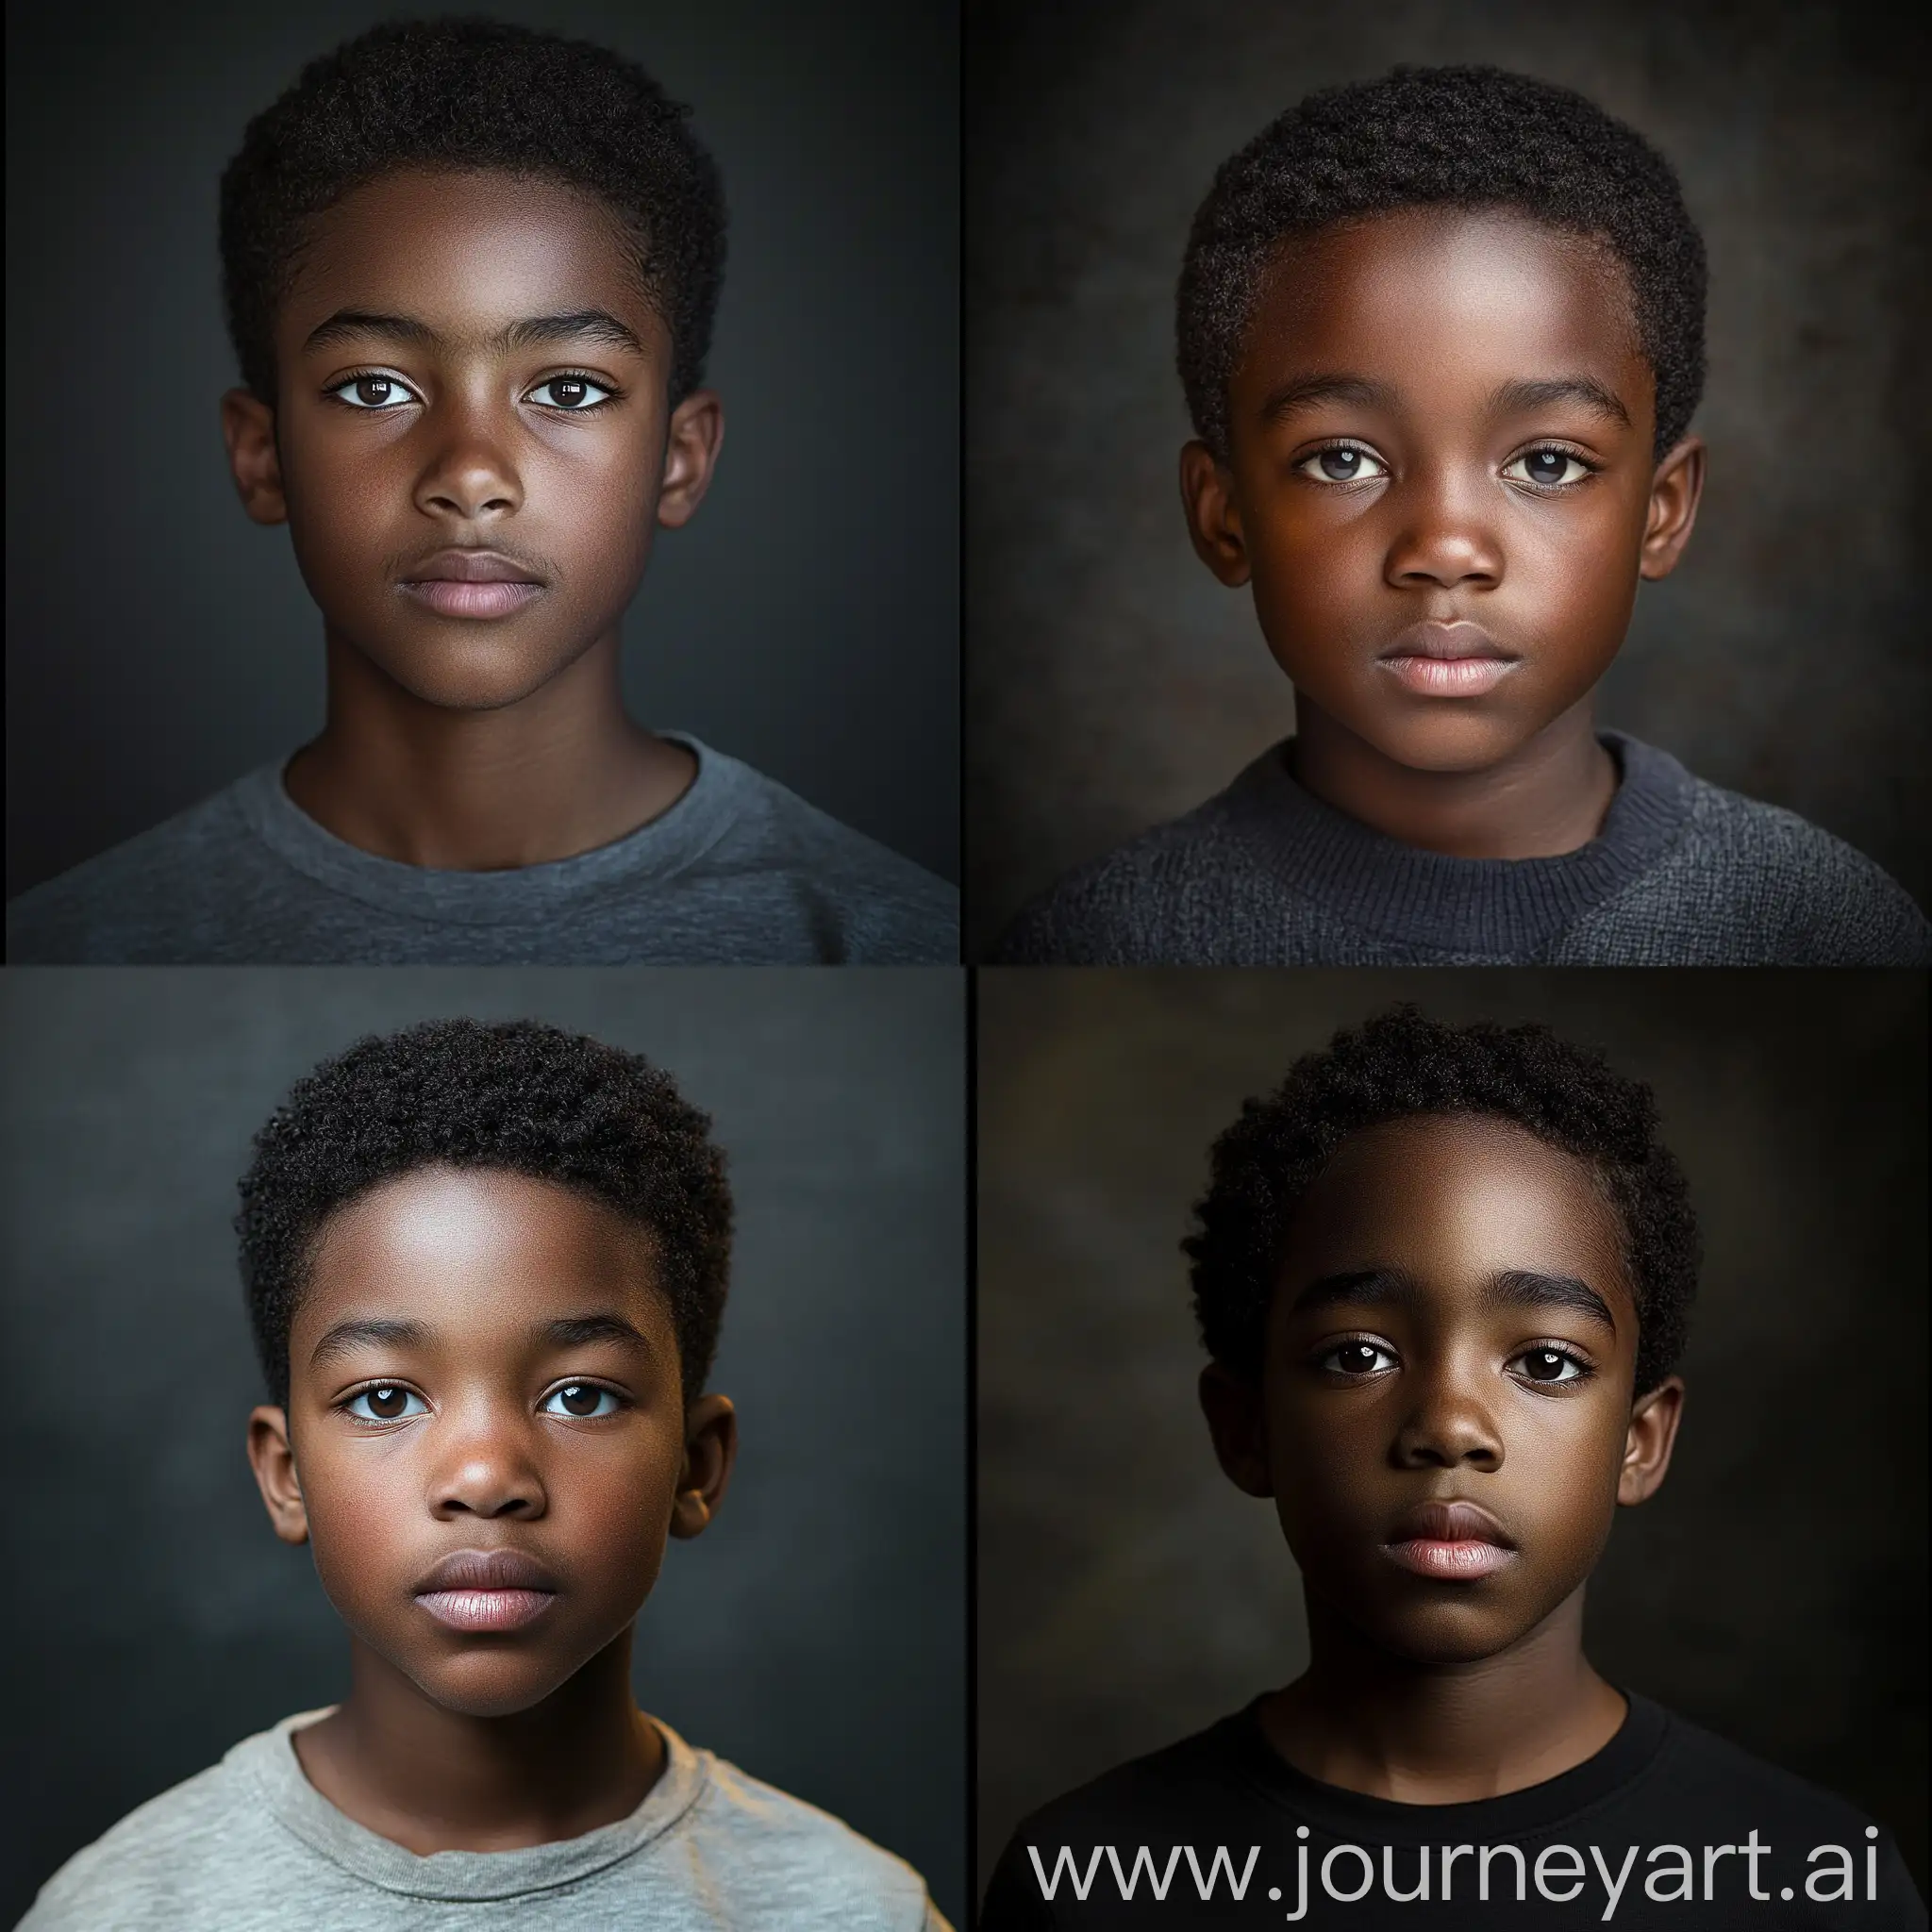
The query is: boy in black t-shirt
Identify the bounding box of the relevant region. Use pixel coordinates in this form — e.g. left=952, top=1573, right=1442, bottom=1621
left=982, top=1008, right=1924, bottom=1927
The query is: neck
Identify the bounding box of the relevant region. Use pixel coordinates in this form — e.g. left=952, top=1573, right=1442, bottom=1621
left=284, top=625, right=696, bottom=870
left=293, top=1626, right=663, bottom=1854
left=1291, top=696, right=1617, bottom=859
left=1258, top=1587, right=1626, bottom=1804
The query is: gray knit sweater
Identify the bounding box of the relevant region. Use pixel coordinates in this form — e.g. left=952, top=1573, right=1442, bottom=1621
left=993, top=734, right=1932, bottom=966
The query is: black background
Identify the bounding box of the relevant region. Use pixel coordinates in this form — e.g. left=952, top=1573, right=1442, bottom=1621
left=977, top=968, right=1928, bottom=1908
left=0, top=967, right=966, bottom=1927
left=966, top=0, right=1932, bottom=954
left=5, top=0, right=959, bottom=897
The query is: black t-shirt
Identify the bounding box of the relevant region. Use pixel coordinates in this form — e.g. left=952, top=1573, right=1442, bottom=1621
left=980, top=1695, right=1924, bottom=1929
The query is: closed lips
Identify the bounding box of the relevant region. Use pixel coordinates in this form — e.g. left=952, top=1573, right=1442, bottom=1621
left=400, top=549, right=544, bottom=584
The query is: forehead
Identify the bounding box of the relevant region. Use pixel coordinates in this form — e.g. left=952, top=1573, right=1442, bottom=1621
left=283, top=166, right=658, bottom=345
left=1281, top=1112, right=1630, bottom=1305
left=293, top=1165, right=666, bottom=1345
left=1240, top=206, right=1648, bottom=416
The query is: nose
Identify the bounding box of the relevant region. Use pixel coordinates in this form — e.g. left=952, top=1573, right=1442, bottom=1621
left=428, top=1408, right=547, bottom=1520
left=1391, top=1362, right=1504, bottom=1472
left=1383, top=463, right=1503, bottom=591
left=413, top=404, right=524, bottom=523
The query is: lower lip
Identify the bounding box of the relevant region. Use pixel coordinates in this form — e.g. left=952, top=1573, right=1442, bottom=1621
left=1379, top=654, right=1517, bottom=696
left=400, top=580, right=544, bottom=619
left=1383, top=1539, right=1516, bottom=1580
left=414, top=1588, right=557, bottom=1632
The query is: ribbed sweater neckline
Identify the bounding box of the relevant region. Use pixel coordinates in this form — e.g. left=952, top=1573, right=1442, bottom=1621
left=1223, top=731, right=1697, bottom=955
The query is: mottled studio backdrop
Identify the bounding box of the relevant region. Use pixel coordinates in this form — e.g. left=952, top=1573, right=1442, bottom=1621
left=5, top=0, right=958, bottom=896
left=966, top=0, right=1932, bottom=954
left=977, top=968, right=1927, bottom=1907
left=0, top=969, right=966, bottom=1929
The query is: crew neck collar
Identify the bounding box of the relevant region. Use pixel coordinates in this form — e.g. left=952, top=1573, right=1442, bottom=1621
left=233, top=733, right=738, bottom=926
left=1221, top=1690, right=1670, bottom=1841
left=1223, top=732, right=1697, bottom=955
left=240, top=1707, right=708, bottom=1901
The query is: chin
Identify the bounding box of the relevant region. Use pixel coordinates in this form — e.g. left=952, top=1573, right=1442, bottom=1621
left=374, top=638, right=580, bottom=712
left=407, top=1656, right=575, bottom=1719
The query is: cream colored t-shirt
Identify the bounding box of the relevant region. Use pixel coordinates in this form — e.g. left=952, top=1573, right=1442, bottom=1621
left=21, top=1708, right=949, bottom=1930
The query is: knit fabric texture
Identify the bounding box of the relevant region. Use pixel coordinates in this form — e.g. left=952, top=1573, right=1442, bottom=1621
left=992, top=735, right=1932, bottom=967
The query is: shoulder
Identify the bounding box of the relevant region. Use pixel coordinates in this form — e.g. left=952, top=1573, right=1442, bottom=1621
left=1653, top=771, right=1932, bottom=964
left=6, top=774, right=267, bottom=964
left=675, top=1749, right=944, bottom=1929
left=991, top=789, right=1274, bottom=965
left=1644, top=1701, right=1886, bottom=1829
left=979, top=1720, right=1253, bottom=1925
left=19, top=1745, right=265, bottom=1930
left=691, top=744, right=958, bottom=963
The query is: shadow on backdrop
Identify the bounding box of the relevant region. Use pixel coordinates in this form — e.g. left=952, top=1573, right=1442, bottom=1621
left=5, top=0, right=958, bottom=896
left=976, top=967, right=1927, bottom=1907
left=0, top=968, right=965, bottom=1930
left=965, top=0, right=1932, bottom=954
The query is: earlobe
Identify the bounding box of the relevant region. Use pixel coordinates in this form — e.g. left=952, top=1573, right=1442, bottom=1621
left=1616, top=1375, right=1685, bottom=1507
left=246, top=1405, right=309, bottom=1545
left=1179, top=440, right=1253, bottom=587
left=1638, top=435, right=1705, bottom=581
left=656, top=389, right=724, bottom=531
left=220, top=389, right=290, bottom=527
left=669, top=1391, right=737, bottom=1541
left=1199, top=1362, right=1274, bottom=1499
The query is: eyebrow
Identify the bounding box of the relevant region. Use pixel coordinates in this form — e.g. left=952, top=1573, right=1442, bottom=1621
left=300, top=307, right=647, bottom=359
left=1288, top=1265, right=1617, bottom=1333
left=1257, top=370, right=1632, bottom=432
left=1258, top=373, right=1396, bottom=424
left=1488, top=375, right=1632, bottom=429
left=306, top=1309, right=651, bottom=1373
left=308, top=1316, right=430, bottom=1371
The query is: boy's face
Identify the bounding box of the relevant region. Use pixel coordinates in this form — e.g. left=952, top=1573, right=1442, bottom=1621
left=1182, top=208, right=1704, bottom=774
left=1203, top=1113, right=1681, bottom=1666
left=248, top=1164, right=734, bottom=1720
left=221, top=167, right=722, bottom=710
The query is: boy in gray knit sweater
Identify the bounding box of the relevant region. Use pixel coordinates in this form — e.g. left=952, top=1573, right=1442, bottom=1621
left=23, top=1022, right=947, bottom=1930
left=996, top=66, right=1930, bottom=967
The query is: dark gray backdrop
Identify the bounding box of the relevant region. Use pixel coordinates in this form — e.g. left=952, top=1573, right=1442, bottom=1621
left=0, top=968, right=965, bottom=1928
left=977, top=968, right=1928, bottom=1907
left=5, top=0, right=958, bottom=897
left=966, top=0, right=1932, bottom=955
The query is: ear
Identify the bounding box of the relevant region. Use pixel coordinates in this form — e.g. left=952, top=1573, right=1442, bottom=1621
left=1198, top=1362, right=1274, bottom=1498
left=221, top=390, right=289, bottom=527
left=669, top=1391, right=737, bottom=1539
left=1179, top=440, right=1252, bottom=587
left=1638, top=435, right=1704, bottom=581
left=1617, top=1374, right=1685, bottom=1506
left=656, top=389, right=724, bottom=531
left=247, top=1405, right=309, bottom=1544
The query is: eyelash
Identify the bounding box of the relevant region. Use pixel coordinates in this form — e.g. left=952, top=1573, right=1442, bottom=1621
left=1313, top=1334, right=1597, bottom=1390
left=1294, top=441, right=1603, bottom=490
left=324, top=368, right=624, bottom=414
left=333, top=1379, right=633, bottom=1424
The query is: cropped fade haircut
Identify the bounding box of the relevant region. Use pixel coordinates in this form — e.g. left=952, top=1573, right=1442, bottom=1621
left=219, top=15, right=726, bottom=412
left=236, top=1018, right=732, bottom=1410
left=1178, top=65, right=1707, bottom=462
left=1185, top=1006, right=1698, bottom=1397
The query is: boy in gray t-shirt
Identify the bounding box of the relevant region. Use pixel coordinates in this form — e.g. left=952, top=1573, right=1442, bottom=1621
left=23, top=1019, right=948, bottom=1930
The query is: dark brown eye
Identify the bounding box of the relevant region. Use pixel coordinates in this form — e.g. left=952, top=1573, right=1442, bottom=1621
left=552, top=1383, right=610, bottom=1417
left=365, top=1385, right=408, bottom=1418
left=1520, top=1349, right=1580, bottom=1383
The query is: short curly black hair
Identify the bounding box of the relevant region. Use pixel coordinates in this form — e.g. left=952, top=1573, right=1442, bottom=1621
left=1184, top=1006, right=1697, bottom=1396
left=219, top=16, right=726, bottom=411
left=236, top=1018, right=732, bottom=1410
left=1178, top=65, right=1706, bottom=462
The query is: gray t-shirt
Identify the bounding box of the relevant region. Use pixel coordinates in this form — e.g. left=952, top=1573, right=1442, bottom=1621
left=5, top=738, right=957, bottom=964
left=19, top=1708, right=951, bottom=1930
